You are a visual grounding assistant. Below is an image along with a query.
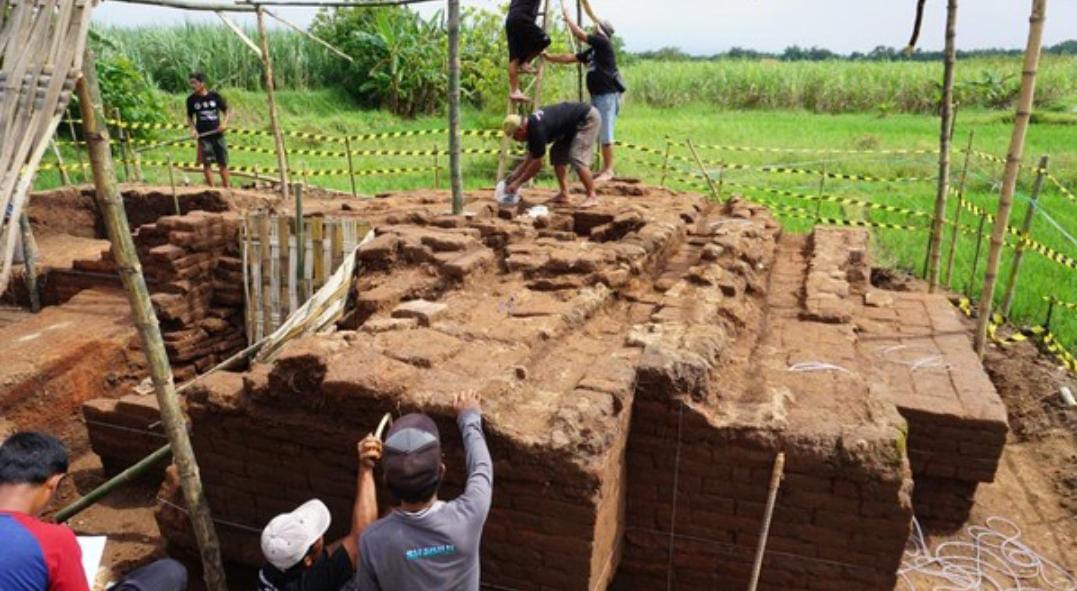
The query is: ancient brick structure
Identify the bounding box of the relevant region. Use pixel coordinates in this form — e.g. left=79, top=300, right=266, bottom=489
left=143, top=188, right=1007, bottom=589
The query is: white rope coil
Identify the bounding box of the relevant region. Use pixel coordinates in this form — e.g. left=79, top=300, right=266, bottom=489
left=900, top=516, right=1077, bottom=591
left=786, top=361, right=854, bottom=375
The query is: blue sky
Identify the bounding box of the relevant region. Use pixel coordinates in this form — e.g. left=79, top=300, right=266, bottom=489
left=94, top=0, right=1077, bottom=55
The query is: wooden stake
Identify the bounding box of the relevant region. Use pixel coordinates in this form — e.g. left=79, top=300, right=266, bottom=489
left=18, top=213, right=40, bottom=313
left=66, top=112, right=87, bottom=184
left=256, top=6, right=291, bottom=200
left=816, top=164, right=827, bottom=223
left=113, top=108, right=131, bottom=181
left=576, top=0, right=584, bottom=102
left=448, top=0, right=464, bottom=215
left=967, top=213, right=986, bottom=297
left=344, top=136, right=358, bottom=198
left=1000, top=155, right=1048, bottom=316
left=927, top=0, right=959, bottom=293
left=294, top=183, right=306, bottom=300
left=50, top=139, right=72, bottom=186
left=167, top=153, right=180, bottom=215
left=659, top=138, right=672, bottom=187
left=747, top=452, right=785, bottom=591
left=975, top=0, right=1049, bottom=356
left=77, top=48, right=228, bottom=591
left=433, top=143, right=441, bottom=189
left=944, top=130, right=975, bottom=286
left=685, top=139, right=719, bottom=202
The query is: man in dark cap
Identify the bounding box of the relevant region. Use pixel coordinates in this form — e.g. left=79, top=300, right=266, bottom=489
left=355, top=391, right=491, bottom=591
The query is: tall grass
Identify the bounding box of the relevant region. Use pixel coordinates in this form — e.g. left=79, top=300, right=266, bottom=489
left=99, top=24, right=336, bottom=92
left=97, top=22, right=1077, bottom=115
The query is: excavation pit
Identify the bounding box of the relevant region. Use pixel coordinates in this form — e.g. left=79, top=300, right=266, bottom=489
left=144, top=185, right=1007, bottom=590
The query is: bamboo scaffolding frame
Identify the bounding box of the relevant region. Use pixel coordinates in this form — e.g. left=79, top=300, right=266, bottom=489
left=927, top=0, right=958, bottom=293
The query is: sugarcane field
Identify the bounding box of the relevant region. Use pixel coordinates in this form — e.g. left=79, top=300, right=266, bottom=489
left=1, top=1, right=1076, bottom=590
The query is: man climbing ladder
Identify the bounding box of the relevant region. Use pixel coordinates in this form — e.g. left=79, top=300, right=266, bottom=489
left=505, top=0, right=552, bottom=103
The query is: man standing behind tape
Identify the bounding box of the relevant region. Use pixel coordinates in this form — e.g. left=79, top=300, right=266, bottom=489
left=186, top=72, right=231, bottom=189
left=355, top=391, right=492, bottom=591
left=544, top=2, right=625, bottom=182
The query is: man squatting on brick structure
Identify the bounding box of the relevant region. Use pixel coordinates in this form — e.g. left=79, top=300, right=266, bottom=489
left=356, top=391, right=493, bottom=591
left=0, top=432, right=188, bottom=591
left=258, top=435, right=383, bottom=591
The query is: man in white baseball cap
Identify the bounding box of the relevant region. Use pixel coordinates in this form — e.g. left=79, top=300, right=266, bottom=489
left=257, top=435, right=382, bottom=591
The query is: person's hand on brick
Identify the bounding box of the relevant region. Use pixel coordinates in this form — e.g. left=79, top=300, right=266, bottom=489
left=358, top=434, right=382, bottom=470
left=453, top=390, right=482, bottom=415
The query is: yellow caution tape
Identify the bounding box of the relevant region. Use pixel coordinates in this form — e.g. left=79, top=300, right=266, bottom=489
left=103, top=119, right=501, bottom=144
left=691, top=143, right=938, bottom=156
left=1043, top=296, right=1077, bottom=313
left=955, top=297, right=1076, bottom=373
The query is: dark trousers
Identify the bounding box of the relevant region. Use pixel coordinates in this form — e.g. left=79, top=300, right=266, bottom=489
left=108, top=559, right=188, bottom=591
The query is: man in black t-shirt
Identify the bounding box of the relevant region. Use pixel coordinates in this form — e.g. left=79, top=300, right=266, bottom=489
left=502, top=101, right=601, bottom=209
left=185, top=72, right=231, bottom=188
left=257, top=435, right=382, bottom=591
left=505, top=0, right=551, bottom=103
left=544, top=4, right=625, bottom=182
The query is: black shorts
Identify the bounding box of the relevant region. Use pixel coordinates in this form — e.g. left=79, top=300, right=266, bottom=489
left=198, top=134, right=228, bottom=167
left=505, top=16, right=550, bottom=62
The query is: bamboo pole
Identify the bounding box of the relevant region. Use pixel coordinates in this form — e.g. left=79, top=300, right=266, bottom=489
left=55, top=445, right=173, bottom=523
left=263, top=8, right=353, bottom=63
left=576, top=0, right=584, bottom=101
left=685, top=139, right=719, bottom=202
left=974, top=0, right=1049, bottom=356
left=747, top=452, right=785, bottom=591
left=1000, top=155, right=1048, bottom=316
left=659, top=138, right=671, bottom=187
left=66, top=112, right=87, bottom=184
left=113, top=108, right=132, bottom=181
left=927, top=0, right=959, bottom=293
left=944, top=131, right=975, bottom=286
left=967, top=214, right=986, bottom=297
left=215, top=11, right=263, bottom=58
left=167, top=153, right=181, bottom=215
left=448, top=0, right=464, bottom=215
left=50, top=139, right=72, bottom=186
left=433, top=143, right=441, bottom=189
left=77, top=48, right=228, bottom=591
left=256, top=6, right=291, bottom=200
left=18, top=213, right=40, bottom=313
left=344, top=136, right=358, bottom=198
left=294, top=183, right=306, bottom=299
left=815, top=165, right=827, bottom=224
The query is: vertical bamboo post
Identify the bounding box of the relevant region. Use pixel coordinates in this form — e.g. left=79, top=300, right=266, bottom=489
left=66, top=112, right=87, bottom=183
left=716, top=164, right=726, bottom=202
left=576, top=0, right=584, bottom=102
left=294, top=182, right=306, bottom=300
left=77, top=48, right=227, bottom=591
left=113, top=108, right=132, bottom=181
left=1000, top=155, right=1048, bottom=316
left=448, top=0, right=464, bottom=215
left=685, top=139, right=719, bottom=202
left=967, top=214, right=987, bottom=297
left=18, top=213, right=40, bottom=313
left=344, top=136, right=358, bottom=198
left=659, top=138, right=672, bottom=187
left=50, top=139, right=72, bottom=186
left=747, top=452, right=785, bottom=591
left=927, top=0, right=959, bottom=293
left=1044, top=298, right=1055, bottom=330
left=815, top=165, right=828, bottom=223
left=166, top=153, right=180, bottom=215
left=944, top=131, right=975, bottom=286
left=256, top=6, right=291, bottom=200
left=975, top=0, right=1049, bottom=356
left=433, top=143, right=441, bottom=189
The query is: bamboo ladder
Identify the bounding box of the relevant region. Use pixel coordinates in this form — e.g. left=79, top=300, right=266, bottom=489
left=0, top=0, right=93, bottom=295
left=496, top=0, right=554, bottom=181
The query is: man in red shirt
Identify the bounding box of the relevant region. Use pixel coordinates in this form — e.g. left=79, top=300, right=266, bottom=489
left=0, top=432, right=187, bottom=591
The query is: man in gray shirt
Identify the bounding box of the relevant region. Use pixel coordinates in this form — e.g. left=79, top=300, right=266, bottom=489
left=355, top=391, right=492, bottom=590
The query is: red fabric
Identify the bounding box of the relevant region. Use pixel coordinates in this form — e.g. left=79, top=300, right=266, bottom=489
left=6, top=511, right=90, bottom=591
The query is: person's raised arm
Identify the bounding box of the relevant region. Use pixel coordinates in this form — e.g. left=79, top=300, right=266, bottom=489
left=451, top=391, right=492, bottom=522
left=561, top=3, right=588, bottom=43
left=330, top=434, right=381, bottom=566
left=542, top=51, right=581, bottom=65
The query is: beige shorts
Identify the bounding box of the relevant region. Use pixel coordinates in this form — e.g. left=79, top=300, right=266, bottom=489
left=550, top=107, right=601, bottom=170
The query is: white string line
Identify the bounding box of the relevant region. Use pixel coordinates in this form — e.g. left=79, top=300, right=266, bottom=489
left=155, top=496, right=263, bottom=534
left=899, top=516, right=1077, bottom=591
left=875, top=345, right=953, bottom=372
left=83, top=418, right=169, bottom=439
left=964, top=168, right=1077, bottom=250
left=787, top=361, right=855, bottom=374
